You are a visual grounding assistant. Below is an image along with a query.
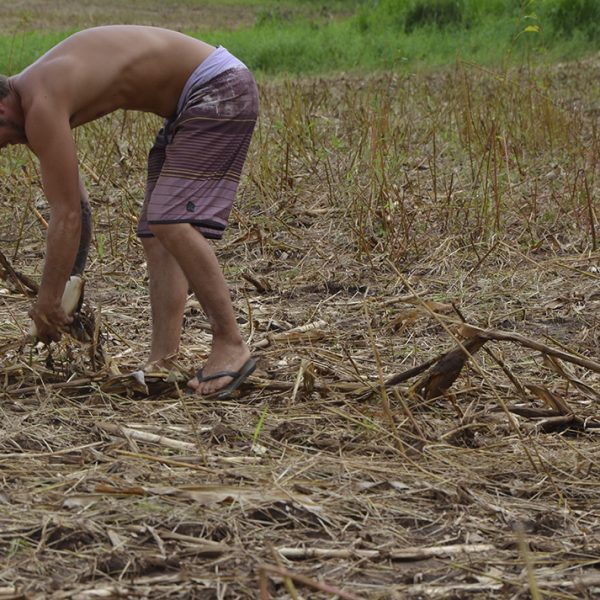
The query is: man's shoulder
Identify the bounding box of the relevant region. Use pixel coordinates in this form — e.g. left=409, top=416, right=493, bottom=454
left=15, top=67, right=71, bottom=116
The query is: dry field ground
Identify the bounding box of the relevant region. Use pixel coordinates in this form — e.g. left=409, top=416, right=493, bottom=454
left=0, top=0, right=343, bottom=35
left=0, top=1, right=257, bottom=34
left=1, top=24, right=600, bottom=600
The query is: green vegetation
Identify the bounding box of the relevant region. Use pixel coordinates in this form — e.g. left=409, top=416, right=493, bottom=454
left=0, top=32, right=68, bottom=74
left=220, top=0, right=600, bottom=75
left=0, top=1, right=599, bottom=75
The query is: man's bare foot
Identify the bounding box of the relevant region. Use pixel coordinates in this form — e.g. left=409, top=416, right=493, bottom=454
left=187, top=342, right=251, bottom=396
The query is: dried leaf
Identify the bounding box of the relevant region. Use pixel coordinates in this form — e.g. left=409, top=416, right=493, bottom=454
left=415, top=336, right=487, bottom=399
left=106, top=528, right=126, bottom=549
left=542, top=355, right=600, bottom=399
left=141, top=485, right=320, bottom=510
left=101, top=370, right=149, bottom=395
left=526, top=383, right=572, bottom=415
left=422, top=300, right=454, bottom=313
left=63, top=494, right=103, bottom=510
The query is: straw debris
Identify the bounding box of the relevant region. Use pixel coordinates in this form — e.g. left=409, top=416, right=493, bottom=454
left=2, top=59, right=600, bottom=598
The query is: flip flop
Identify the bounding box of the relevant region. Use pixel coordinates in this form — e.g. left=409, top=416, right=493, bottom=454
left=194, top=357, right=257, bottom=400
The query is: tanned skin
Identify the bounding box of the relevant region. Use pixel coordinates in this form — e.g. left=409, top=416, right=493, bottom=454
left=0, top=26, right=251, bottom=395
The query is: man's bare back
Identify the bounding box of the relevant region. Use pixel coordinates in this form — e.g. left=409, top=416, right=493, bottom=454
left=16, top=26, right=215, bottom=127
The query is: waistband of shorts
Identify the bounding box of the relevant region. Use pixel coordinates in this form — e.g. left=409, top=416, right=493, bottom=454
left=176, top=46, right=248, bottom=115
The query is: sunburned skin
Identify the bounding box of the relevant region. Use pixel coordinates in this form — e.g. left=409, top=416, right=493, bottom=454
left=15, top=25, right=215, bottom=129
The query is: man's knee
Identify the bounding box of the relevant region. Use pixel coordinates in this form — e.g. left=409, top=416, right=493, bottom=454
left=147, top=223, right=202, bottom=255
left=148, top=222, right=189, bottom=240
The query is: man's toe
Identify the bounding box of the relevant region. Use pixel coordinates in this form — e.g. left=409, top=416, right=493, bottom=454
left=187, top=376, right=200, bottom=391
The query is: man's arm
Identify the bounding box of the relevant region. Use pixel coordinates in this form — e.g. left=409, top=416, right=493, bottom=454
left=25, top=102, right=81, bottom=342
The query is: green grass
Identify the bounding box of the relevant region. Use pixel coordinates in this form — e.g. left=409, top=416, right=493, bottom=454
left=0, top=31, right=71, bottom=74
left=0, top=0, right=599, bottom=76
left=203, top=15, right=524, bottom=75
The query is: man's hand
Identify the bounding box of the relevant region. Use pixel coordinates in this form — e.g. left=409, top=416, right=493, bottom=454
left=29, top=300, right=73, bottom=343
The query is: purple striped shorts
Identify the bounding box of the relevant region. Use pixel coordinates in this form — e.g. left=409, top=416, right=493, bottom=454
left=137, top=65, right=259, bottom=239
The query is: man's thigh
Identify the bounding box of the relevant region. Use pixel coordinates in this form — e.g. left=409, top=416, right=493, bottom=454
left=140, top=69, right=259, bottom=241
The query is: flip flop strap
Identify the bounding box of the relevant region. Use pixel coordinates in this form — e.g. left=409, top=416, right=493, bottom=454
left=197, top=370, right=239, bottom=383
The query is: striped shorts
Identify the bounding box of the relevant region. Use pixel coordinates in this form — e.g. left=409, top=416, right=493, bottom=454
left=137, top=64, right=259, bottom=239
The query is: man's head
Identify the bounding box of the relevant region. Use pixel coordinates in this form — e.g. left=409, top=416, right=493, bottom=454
left=0, top=75, right=26, bottom=148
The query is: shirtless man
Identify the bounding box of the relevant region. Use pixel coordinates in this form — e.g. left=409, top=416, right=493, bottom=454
left=0, top=25, right=259, bottom=398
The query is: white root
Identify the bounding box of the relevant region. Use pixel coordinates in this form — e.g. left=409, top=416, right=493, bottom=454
left=29, top=275, right=84, bottom=337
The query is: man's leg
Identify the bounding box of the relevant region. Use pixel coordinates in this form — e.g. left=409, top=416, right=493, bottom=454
left=148, top=222, right=250, bottom=396
left=141, top=236, right=189, bottom=367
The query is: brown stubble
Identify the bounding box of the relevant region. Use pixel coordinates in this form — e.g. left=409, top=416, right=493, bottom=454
left=0, top=59, right=599, bottom=598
